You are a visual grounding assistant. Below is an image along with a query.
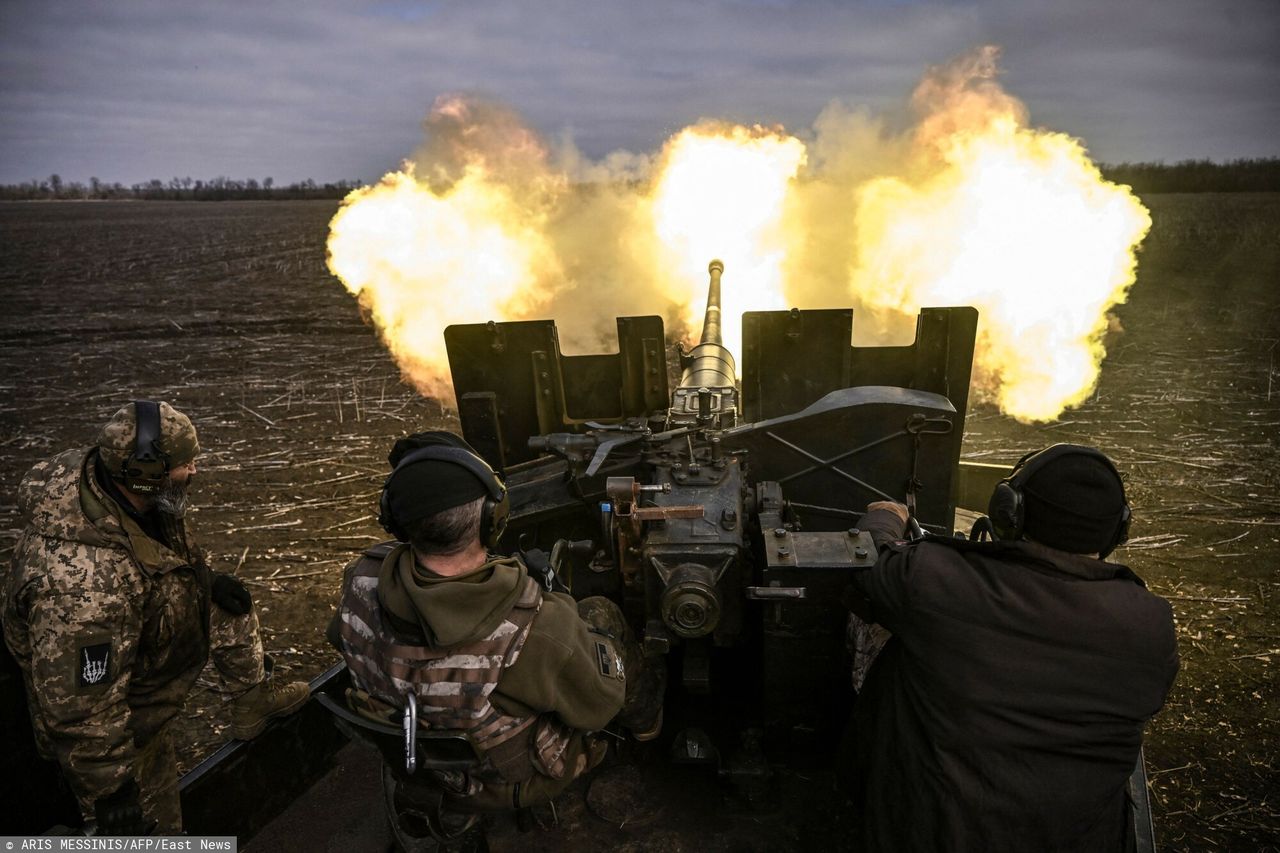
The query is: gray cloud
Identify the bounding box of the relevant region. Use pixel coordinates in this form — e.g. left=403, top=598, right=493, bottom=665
left=1, top=0, right=1276, bottom=184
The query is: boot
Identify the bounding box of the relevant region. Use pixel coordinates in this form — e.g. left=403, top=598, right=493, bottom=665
left=228, top=677, right=310, bottom=740
left=630, top=707, right=663, bottom=742
left=619, top=654, right=666, bottom=742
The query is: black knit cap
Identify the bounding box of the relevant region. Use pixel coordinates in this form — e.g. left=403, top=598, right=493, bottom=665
left=1020, top=450, right=1127, bottom=554
left=383, top=431, right=489, bottom=530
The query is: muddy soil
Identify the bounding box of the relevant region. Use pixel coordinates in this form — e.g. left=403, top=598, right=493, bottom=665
left=1, top=195, right=1276, bottom=850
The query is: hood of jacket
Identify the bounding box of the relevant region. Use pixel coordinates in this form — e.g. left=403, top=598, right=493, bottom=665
left=377, top=545, right=527, bottom=649
left=18, top=449, right=118, bottom=548
left=17, top=448, right=190, bottom=575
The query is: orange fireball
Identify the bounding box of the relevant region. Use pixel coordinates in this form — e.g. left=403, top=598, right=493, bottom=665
left=327, top=48, right=1150, bottom=423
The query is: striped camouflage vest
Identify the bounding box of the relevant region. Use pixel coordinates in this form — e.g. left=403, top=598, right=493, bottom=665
left=336, top=543, right=574, bottom=785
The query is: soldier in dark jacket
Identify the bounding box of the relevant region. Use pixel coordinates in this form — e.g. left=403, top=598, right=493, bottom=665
left=330, top=431, right=664, bottom=846
left=2, top=401, right=310, bottom=835
left=845, top=444, right=1179, bottom=852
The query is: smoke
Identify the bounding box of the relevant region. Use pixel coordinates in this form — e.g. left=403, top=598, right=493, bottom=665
left=328, top=46, right=1149, bottom=422
left=838, top=46, right=1150, bottom=419
left=781, top=102, right=908, bottom=323
left=779, top=45, right=1149, bottom=418
left=408, top=95, right=557, bottom=193
left=911, top=45, right=1029, bottom=155
left=540, top=137, right=671, bottom=353
left=411, top=95, right=673, bottom=354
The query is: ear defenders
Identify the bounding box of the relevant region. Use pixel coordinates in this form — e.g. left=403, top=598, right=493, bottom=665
left=121, top=400, right=170, bottom=495
left=378, top=444, right=510, bottom=549
left=987, top=444, right=1131, bottom=558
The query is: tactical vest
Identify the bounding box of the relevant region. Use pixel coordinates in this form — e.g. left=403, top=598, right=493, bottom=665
left=336, top=544, right=573, bottom=786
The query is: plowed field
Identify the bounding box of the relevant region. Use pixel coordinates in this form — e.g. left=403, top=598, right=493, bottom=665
left=1, top=195, right=1276, bottom=850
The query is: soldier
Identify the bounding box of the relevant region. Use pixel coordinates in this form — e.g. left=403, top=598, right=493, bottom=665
left=844, top=444, right=1179, bottom=851
left=329, top=431, right=664, bottom=847
left=2, top=400, right=311, bottom=835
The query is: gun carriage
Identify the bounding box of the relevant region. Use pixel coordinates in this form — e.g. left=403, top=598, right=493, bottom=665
left=445, top=260, right=980, bottom=757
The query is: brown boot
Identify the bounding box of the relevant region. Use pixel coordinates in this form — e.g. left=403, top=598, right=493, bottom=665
left=228, top=678, right=310, bottom=740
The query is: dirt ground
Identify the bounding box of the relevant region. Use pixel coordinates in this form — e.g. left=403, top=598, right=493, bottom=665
left=1, top=195, right=1276, bottom=850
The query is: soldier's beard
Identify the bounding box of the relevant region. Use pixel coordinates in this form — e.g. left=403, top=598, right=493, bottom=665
left=154, top=476, right=192, bottom=518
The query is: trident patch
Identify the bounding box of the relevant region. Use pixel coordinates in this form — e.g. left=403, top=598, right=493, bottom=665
left=77, top=641, right=111, bottom=689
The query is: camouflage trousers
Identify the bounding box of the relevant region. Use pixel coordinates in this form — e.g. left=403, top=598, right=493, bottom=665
left=576, top=596, right=666, bottom=735
left=209, top=596, right=266, bottom=695
left=135, top=724, right=181, bottom=834
left=846, top=613, right=891, bottom=692
left=94, top=604, right=266, bottom=832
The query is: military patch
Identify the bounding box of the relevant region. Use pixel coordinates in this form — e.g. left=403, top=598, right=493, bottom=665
left=77, top=641, right=111, bottom=689
left=594, top=640, right=624, bottom=680
left=594, top=641, right=612, bottom=677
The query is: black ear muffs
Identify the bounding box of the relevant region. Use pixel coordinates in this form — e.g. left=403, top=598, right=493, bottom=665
left=986, top=444, right=1130, bottom=558
left=378, top=445, right=509, bottom=549
left=986, top=447, right=1040, bottom=541
left=121, top=400, right=169, bottom=495
left=1111, top=502, right=1132, bottom=558
left=987, top=480, right=1024, bottom=540
left=378, top=492, right=407, bottom=543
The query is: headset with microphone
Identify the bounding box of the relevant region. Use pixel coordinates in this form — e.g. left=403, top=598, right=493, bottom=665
left=120, top=400, right=170, bottom=495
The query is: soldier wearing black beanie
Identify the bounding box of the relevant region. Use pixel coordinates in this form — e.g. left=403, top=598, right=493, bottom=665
left=1013, top=445, right=1130, bottom=556
left=330, top=430, right=666, bottom=847
left=381, top=431, right=491, bottom=543
left=842, top=444, right=1177, bottom=852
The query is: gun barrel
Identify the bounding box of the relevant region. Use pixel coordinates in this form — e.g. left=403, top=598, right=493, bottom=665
left=679, top=260, right=736, bottom=390
left=701, top=259, right=724, bottom=346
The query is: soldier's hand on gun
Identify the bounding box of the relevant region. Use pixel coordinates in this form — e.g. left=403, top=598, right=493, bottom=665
left=866, top=501, right=909, bottom=524
left=212, top=572, right=253, bottom=615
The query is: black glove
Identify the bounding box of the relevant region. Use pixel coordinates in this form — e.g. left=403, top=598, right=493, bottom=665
left=211, top=572, right=252, bottom=615
left=94, top=778, right=156, bottom=836
left=519, top=547, right=568, bottom=594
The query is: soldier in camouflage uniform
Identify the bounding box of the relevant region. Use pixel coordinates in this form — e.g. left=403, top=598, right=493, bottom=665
left=329, top=431, right=664, bottom=847
left=2, top=401, right=311, bottom=835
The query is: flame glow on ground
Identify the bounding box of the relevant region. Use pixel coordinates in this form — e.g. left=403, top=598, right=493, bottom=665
left=327, top=47, right=1151, bottom=423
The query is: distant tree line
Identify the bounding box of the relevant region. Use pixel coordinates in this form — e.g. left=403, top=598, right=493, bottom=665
left=1099, top=158, right=1280, bottom=194
left=0, top=174, right=365, bottom=201
left=1, top=159, right=1277, bottom=201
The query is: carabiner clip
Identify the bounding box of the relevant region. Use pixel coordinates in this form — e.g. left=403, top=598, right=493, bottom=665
left=403, top=692, right=418, bottom=774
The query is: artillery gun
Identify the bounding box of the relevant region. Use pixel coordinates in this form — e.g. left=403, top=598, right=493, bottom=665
left=444, top=260, right=984, bottom=756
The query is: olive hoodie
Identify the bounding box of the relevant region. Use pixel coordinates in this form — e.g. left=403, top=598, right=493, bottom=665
left=376, top=546, right=623, bottom=732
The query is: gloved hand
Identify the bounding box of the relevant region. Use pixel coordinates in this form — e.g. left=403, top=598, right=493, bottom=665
left=519, top=546, right=568, bottom=594
left=211, top=572, right=253, bottom=615
left=93, top=778, right=156, bottom=836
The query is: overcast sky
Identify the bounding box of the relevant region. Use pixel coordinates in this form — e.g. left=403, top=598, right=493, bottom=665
left=2, top=0, right=1277, bottom=186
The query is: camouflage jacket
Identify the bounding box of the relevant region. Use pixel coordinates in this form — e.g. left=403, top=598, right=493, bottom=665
left=2, top=449, right=211, bottom=812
